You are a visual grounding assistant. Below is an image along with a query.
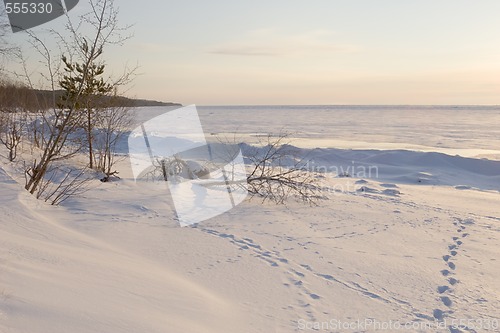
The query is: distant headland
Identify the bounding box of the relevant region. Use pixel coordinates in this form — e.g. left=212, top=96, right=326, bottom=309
left=32, top=89, right=182, bottom=108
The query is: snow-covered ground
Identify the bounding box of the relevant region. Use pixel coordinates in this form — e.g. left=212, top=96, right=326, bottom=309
left=1, top=106, right=499, bottom=332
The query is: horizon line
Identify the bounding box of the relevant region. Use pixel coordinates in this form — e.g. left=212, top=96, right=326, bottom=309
left=178, top=103, right=500, bottom=108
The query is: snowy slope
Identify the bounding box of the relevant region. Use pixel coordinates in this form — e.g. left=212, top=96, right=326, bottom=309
left=0, top=167, right=247, bottom=333
left=2, top=158, right=498, bottom=332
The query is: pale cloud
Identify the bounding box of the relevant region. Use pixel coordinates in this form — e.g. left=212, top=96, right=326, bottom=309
left=208, top=29, right=361, bottom=57
left=131, top=42, right=184, bottom=53
left=210, top=47, right=283, bottom=57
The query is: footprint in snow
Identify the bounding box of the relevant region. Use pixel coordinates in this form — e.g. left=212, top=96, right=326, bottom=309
left=433, top=309, right=445, bottom=320
left=293, top=270, right=305, bottom=278
left=441, top=296, right=453, bottom=307
left=309, top=293, right=321, bottom=300
left=433, top=218, right=469, bottom=321
left=437, top=286, right=450, bottom=294
left=441, top=269, right=451, bottom=277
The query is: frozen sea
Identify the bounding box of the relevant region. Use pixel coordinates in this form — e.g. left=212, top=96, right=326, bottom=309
left=197, top=105, right=500, bottom=160
left=136, top=105, right=500, bottom=160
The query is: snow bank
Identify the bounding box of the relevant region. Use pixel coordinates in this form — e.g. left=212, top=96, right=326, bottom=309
left=0, top=167, right=245, bottom=333
left=240, top=144, right=500, bottom=191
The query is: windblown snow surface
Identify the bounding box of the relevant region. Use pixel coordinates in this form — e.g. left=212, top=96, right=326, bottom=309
left=1, top=106, right=499, bottom=333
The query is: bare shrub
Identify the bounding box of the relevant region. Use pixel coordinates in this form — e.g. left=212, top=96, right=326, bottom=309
left=242, top=133, right=323, bottom=204
left=137, top=132, right=324, bottom=205
left=93, top=105, right=132, bottom=181
left=0, top=81, right=35, bottom=161
left=0, top=111, right=24, bottom=161
left=31, top=162, right=93, bottom=205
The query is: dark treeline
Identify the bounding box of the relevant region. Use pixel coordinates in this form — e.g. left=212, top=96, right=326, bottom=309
left=0, top=82, right=47, bottom=110
left=38, top=89, right=182, bottom=108
left=0, top=83, right=180, bottom=110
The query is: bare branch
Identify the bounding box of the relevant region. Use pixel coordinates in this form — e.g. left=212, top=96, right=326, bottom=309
left=242, top=132, right=324, bottom=205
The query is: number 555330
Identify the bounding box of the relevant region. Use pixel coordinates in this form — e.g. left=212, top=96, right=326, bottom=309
left=5, top=2, right=53, bottom=14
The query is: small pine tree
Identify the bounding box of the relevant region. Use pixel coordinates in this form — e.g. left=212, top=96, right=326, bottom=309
left=59, top=39, right=113, bottom=169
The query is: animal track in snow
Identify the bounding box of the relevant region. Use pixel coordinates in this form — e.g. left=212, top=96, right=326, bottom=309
left=440, top=296, right=452, bottom=307
left=432, top=217, right=480, bottom=324
left=197, top=226, right=327, bottom=317
left=437, top=286, right=450, bottom=294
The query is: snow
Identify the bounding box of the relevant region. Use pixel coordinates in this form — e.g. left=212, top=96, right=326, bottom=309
left=1, top=106, right=499, bottom=332
left=0, top=168, right=246, bottom=333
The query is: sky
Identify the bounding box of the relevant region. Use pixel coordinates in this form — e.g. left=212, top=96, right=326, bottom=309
left=3, top=0, right=500, bottom=105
